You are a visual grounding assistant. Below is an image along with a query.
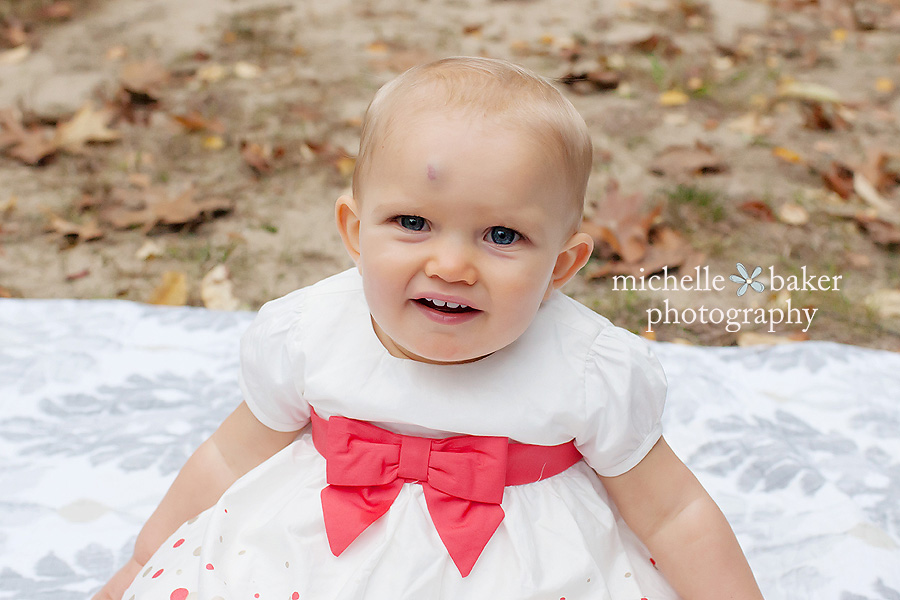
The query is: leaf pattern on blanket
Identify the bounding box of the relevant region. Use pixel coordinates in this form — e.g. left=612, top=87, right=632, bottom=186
left=0, top=372, right=239, bottom=474
left=693, top=410, right=854, bottom=494
left=2, top=299, right=899, bottom=599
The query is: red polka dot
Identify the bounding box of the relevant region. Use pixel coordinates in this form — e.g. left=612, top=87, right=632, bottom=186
left=173, top=539, right=185, bottom=548
left=170, top=589, right=189, bottom=600
left=292, top=593, right=300, bottom=600
left=152, top=569, right=164, bottom=578
left=255, top=595, right=260, bottom=598
left=206, top=563, right=215, bottom=570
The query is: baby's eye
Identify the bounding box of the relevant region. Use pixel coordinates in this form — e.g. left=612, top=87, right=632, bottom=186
left=397, top=215, right=428, bottom=231
left=487, top=227, right=521, bottom=246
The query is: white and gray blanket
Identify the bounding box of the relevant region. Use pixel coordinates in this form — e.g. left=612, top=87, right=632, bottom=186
left=1, top=299, right=898, bottom=599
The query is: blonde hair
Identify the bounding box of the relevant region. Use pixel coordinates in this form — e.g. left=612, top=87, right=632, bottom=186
left=352, top=57, right=593, bottom=226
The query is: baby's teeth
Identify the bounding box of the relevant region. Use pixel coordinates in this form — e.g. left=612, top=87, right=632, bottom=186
left=431, top=299, right=446, bottom=307
left=446, top=302, right=460, bottom=309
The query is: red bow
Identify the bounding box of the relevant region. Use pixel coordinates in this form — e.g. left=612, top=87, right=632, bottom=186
left=314, top=412, right=509, bottom=577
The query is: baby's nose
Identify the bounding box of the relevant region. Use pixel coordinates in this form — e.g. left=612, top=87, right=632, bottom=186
left=423, top=239, right=477, bottom=285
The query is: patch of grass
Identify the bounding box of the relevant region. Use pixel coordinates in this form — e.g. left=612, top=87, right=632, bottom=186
left=665, top=184, right=725, bottom=226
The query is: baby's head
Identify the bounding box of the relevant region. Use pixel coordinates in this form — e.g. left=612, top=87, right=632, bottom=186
left=336, top=56, right=595, bottom=364
left=352, top=56, right=592, bottom=233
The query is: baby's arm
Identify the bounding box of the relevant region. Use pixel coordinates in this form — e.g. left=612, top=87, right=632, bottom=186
left=92, top=401, right=299, bottom=600
left=600, top=437, right=764, bottom=600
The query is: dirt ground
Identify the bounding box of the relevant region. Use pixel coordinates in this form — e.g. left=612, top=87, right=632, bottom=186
left=1, top=0, right=899, bottom=350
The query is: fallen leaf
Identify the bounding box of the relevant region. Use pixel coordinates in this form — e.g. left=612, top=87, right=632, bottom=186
left=875, top=77, right=895, bottom=93
left=581, top=180, right=659, bottom=263
left=197, top=63, right=228, bottom=83
left=172, top=111, right=225, bottom=134
left=120, top=59, right=170, bottom=101
left=240, top=141, right=272, bottom=175
left=658, top=89, right=689, bottom=106
left=737, top=332, right=799, bottom=346
left=772, top=146, right=805, bottom=164
left=857, top=149, right=900, bottom=194
left=650, top=144, right=726, bottom=177
left=586, top=227, right=695, bottom=279
left=857, top=217, right=900, bottom=245
left=821, top=161, right=855, bottom=199
left=203, top=135, right=225, bottom=150
left=100, top=186, right=233, bottom=232
left=727, top=112, right=774, bottom=136
left=739, top=199, right=776, bottom=221
left=148, top=271, right=188, bottom=306
left=53, top=102, right=120, bottom=152
left=234, top=61, right=261, bottom=79
left=853, top=172, right=895, bottom=214
left=43, top=210, right=104, bottom=243
left=201, top=264, right=239, bottom=310
left=559, top=70, right=621, bottom=94
left=304, top=140, right=355, bottom=176
left=866, top=289, right=900, bottom=319
left=0, top=44, right=30, bottom=65
left=136, top=239, right=165, bottom=260
left=777, top=80, right=841, bottom=104
left=777, top=202, right=809, bottom=225
left=1, top=18, right=29, bottom=48
left=65, top=268, right=90, bottom=281
left=1, top=194, right=16, bottom=215
left=0, top=110, right=58, bottom=165
left=38, top=1, right=74, bottom=20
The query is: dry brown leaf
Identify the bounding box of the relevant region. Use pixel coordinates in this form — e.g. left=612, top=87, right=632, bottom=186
left=304, top=140, right=355, bottom=176
left=857, top=217, right=900, bottom=245
left=54, top=102, right=120, bottom=152
left=822, top=161, right=855, bottom=199
left=0, top=109, right=58, bottom=164
left=100, top=186, right=233, bottom=232
left=737, top=332, right=800, bottom=346
left=582, top=181, right=659, bottom=263
left=866, top=290, right=900, bottom=319
left=739, top=199, right=776, bottom=221
left=857, top=149, right=900, bottom=194
left=43, top=210, right=104, bottom=242
left=201, top=264, right=239, bottom=310
left=586, top=227, right=695, bottom=279
left=559, top=70, right=621, bottom=94
left=172, top=111, right=225, bottom=134
left=658, top=89, right=689, bottom=106
left=777, top=202, right=810, bottom=225
left=0, top=18, right=29, bottom=48
left=0, top=45, right=29, bottom=65
left=120, top=59, right=170, bottom=100
left=772, top=146, right=805, bottom=165
left=148, top=271, right=188, bottom=306
left=38, top=1, right=74, bottom=20
left=240, top=141, right=272, bottom=175
left=649, top=144, right=726, bottom=177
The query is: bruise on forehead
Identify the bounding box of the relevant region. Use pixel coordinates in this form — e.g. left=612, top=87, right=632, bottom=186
left=427, top=163, right=437, bottom=181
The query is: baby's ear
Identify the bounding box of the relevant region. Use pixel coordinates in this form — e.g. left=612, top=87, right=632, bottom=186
left=544, top=231, right=593, bottom=300
left=335, top=195, right=362, bottom=264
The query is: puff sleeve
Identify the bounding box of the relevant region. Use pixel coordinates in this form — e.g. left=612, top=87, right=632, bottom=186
left=574, top=326, right=667, bottom=477
left=238, top=289, right=311, bottom=432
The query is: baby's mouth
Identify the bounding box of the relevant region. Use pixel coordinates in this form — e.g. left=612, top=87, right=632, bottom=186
left=414, top=298, right=478, bottom=314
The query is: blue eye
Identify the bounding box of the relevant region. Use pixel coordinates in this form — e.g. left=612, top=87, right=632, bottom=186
left=398, top=215, right=427, bottom=231
left=488, top=227, right=520, bottom=245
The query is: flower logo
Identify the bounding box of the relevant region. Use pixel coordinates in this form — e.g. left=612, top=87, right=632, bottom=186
left=730, top=263, right=765, bottom=296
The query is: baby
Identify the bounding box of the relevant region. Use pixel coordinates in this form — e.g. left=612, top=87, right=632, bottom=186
left=96, top=56, right=763, bottom=599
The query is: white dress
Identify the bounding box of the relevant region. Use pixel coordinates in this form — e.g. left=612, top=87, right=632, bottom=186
left=124, top=269, right=679, bottom=600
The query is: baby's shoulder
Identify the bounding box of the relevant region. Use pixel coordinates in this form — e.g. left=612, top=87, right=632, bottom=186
left=537, top=292, right=654, bottom=363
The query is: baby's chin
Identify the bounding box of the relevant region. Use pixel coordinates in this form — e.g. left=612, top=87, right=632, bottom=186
left=394, top=341, right=496, bottom=365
